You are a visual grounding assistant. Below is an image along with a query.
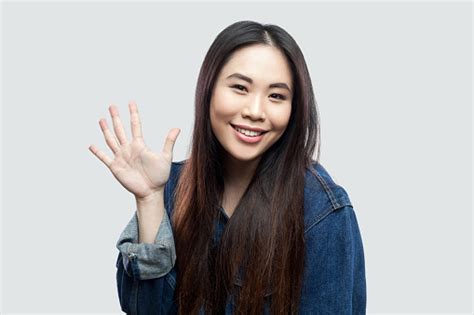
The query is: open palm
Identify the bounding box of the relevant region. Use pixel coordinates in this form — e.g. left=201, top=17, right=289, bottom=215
left=89, top=102, right=180, bottom=199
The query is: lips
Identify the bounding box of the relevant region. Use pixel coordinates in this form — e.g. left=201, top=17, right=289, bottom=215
left=230, top=124, right=269, bottom=134
left=232, top=126, right=265, bottom=143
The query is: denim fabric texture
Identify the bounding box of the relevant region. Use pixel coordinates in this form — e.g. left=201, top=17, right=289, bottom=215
left=116, top=207, right=176, bottom=281
left=115, top=160, right=367, bottom=314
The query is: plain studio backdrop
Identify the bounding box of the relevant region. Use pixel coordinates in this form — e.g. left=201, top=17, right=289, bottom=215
left=1, top=1, right=472, bottom=314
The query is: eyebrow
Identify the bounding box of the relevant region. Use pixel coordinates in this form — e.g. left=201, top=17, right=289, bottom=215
left=225, top=72, right=292, bottom=93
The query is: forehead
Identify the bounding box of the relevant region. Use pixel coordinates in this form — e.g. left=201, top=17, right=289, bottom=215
left=219, top=44, right=293, bottom=87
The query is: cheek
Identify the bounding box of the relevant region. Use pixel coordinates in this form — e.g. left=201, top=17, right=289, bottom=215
left=210, top=89, right=241, bottom=118
left=269, top=105, right=292, bottom=130
left=210, top=105, right=231, bottom=136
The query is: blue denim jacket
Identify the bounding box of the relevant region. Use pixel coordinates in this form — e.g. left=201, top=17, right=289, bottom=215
left=116, top=160, right=367, bottom=314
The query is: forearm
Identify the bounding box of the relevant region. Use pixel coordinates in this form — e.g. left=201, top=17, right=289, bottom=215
left=116, top=190, right=177, bottom=280
left=135, top=191, right=165, bottom=244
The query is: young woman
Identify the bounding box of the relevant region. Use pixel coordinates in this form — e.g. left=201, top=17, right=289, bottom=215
left=89, top=20, right=366, bottom=314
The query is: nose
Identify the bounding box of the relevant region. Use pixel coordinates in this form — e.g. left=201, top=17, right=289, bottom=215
left=242, top=95, right=266, bottom=121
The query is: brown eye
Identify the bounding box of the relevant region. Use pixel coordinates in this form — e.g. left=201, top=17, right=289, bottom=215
left=231, top=84, right=247, bottom=92
left=270, top=93, right=286, bottom=100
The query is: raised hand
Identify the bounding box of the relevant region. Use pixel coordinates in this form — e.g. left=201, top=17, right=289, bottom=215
left=89, top=102, right=180, bottom=200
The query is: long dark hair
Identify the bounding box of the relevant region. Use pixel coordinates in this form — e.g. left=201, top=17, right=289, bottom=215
left=171, top=20, right=321, bottom=314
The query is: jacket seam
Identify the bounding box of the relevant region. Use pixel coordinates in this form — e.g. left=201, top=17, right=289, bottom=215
left=304, top=203, right=353, bottom=234
left=309, top=164, right=341, bottom=210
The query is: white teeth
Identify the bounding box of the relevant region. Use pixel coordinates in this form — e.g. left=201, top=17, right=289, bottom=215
left=235, top=126, right=263, bottom=137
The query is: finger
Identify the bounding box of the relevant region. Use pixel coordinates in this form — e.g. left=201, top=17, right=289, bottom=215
left=89, top=144, right=113, bottom=168
left=109, top=105, right=129, bottom=145
left=129, top=102, right=143, bottom=139
left=162, top=128, right=180, bottom=156
left=99, top=118, right=120, bottom=154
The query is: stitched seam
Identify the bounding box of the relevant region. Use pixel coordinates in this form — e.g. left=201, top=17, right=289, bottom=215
left=304, top=163, right=352, bottom=234
left=165, top=272, right=177, bottom=288
left=304, top=203, right=353, bottom=234
left=304, top=206, right=335, bottom=234
left=310, top=165, right=340, bottom=210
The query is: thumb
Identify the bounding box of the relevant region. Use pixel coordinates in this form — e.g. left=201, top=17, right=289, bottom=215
left=162, top=128, right=180, bottom=156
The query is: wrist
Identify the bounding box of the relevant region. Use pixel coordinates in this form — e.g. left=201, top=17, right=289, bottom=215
left=136, top=190, right=164, bottom=206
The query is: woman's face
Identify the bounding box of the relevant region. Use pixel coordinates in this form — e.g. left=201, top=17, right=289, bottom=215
left=210, top=44, right=293, bottom=163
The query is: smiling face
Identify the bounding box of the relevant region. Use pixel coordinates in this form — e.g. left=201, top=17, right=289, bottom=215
left=210, top=44, right=293, bottom=164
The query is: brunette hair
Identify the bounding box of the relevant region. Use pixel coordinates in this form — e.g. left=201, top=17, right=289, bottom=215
left=171, top=20, right=321, bottom=314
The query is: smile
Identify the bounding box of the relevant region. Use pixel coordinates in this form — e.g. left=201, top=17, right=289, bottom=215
left=230, top=124, right=267, bottom=143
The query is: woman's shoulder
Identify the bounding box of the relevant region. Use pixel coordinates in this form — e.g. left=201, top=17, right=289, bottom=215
left=303, top=160, right=354, bottom=233
left=166, top=159, right=355, bottom=233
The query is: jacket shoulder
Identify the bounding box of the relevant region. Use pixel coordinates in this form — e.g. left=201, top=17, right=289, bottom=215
left=303, top=161, right=353, bottom=233
left=165, top=159, right=353, bottom=234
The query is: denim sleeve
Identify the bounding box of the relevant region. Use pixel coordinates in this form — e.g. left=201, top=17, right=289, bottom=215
left=303, top=205, right=367, bottom=314
left=348, top=206, right=367, bottom=314
left=116, top=209, right=176, bottom=280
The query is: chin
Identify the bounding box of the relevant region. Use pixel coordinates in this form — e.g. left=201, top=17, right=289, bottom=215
left=228, top=150, right=262, bottom=163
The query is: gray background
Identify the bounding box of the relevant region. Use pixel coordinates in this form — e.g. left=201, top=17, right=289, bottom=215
left=2, top=1, right=472, bottom=313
